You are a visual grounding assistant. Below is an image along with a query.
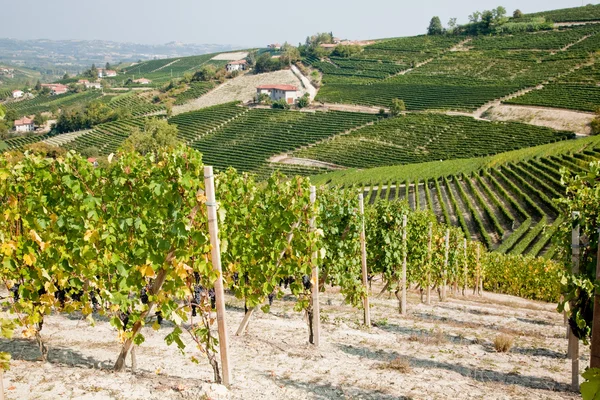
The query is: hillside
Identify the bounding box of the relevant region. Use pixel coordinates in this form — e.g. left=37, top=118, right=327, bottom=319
left=1, top=3, right=599, bottom=259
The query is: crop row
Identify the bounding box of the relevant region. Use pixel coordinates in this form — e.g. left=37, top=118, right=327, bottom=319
left=189, top=108, right=379, bottom=173
left=293, top=114, right=572, bottom=168
left=62, top=118, right=147, bottom=155
left=504, top=83, right=600, bottom=112
left=355, top=141, right=600, bottom=257
left=525, top=4, right=600, bottom=23
left=4, top=91, right=103, bottom=117
left=174, top=82, right=216, bottom=105
left=167, top=102, right=246, bottom=143
left=469, top=25, right=599, bottom=50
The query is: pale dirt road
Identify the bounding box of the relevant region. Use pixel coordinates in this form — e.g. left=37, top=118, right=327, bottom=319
left=0, top=285, right=582, bottom=400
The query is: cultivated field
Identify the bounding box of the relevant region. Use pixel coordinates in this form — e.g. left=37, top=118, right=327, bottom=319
left=0, top=286, right=580, bottom=400
left=484, top=105, right=594, bottom=135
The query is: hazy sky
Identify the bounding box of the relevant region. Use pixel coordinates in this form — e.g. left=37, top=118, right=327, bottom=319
left=1, top=0, right=595, bottom=47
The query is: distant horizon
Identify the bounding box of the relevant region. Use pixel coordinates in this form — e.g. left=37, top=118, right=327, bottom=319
left=1, top=1, right=597, bottom=49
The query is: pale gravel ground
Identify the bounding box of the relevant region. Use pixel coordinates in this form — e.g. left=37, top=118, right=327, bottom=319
left=0, top=285, right=583, bottom=400
left=484, top=104, right=594, bottom=136
left=210, top=52, right=249, bottom=61
left=172, top=70, right=306, bottom=115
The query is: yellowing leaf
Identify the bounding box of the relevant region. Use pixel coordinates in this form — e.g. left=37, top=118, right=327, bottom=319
left=23, top=253, right=36, bottom=266
left=141, top=265, right=155, bottom=278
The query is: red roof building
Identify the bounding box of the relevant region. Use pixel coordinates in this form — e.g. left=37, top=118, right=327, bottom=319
left=14, top=117, right=35, bottom=132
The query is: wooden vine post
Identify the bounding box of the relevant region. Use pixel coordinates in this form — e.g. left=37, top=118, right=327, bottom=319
left=204, top=166, right=232, bottom=387
left=442, top=229, right=450, bottom=301
left=568, top=211, right=580, bottom=391
left=591, top=228, right=600, bottom=369
left=401, top=214, right=408, bottom=315
left=473, top=244, right=481, bottom=296
left=309, top=186, right=321, bottom=346
left=358, top=194, right=371, bottom=326
left=462, top=239, right=468, bottom=296
left=426, top=222, right=433, bottom=305
left=0, top=368, right=4, bottom=400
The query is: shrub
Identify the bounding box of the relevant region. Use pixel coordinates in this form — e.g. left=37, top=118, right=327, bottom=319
left=493, top=334, right=514, bottom=352
left=591, top=108, right=600, bottom=135
left=379, top=357, right=412, bottom=373
left=272, top=99, right=290, bottom=110
left=390, top=99, right=406, bottom=117
left=297, top=94, right=310, bottom=108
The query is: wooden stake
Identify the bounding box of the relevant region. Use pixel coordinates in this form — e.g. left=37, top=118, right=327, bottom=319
left=426, top=222, right=432, bottom=305
left=309, top=186, right=320, bottom=346
left=0, top=368, right=4, bottom=400
left=474, top=244, right=480, bottom=296
left=590, top=229, right=600, bottom=368
left=462, top=239, right=467, bottom=296
left=401, top=214, right=408, bottom=315
left=204, top=166, right=232, bottom=387
left=358, top=194, right=371, bottom=326
left=568, top=211, right=580, bottom=391
left=478, top=245, right=483, bottom=297
left=442, top=229, right=449, bottom=301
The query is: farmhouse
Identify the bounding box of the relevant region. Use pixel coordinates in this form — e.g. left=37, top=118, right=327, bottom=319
left=42, top=83, right=69, bottom=95
left=13, top=117, right=34, bottom=133
left=105, top=70, right=117, bottom=77
left=97, top=68, right=104, bottom=78
left=12, top=89, right=23, bottom=98
left=133, top=78, right=151, bottom=85
left=226, top=60, right=247, bottom=72
left=267, top=43, right=281, bottom=50
left=256, top=84, right=299, bottom=104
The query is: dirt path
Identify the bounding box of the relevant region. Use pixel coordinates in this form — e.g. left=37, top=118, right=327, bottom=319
left=0, top=286, right=581, bottom=400
left=290, top=65, right=318, bottom=100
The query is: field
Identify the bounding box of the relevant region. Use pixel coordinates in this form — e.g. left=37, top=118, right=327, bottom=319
left=0, top=286, right=580, bottom=400
left=293, top=114, right=573, bottom=168
left=525, top=3, right=600, bottom=23
left=311, top=136, right=600, bottom=256
left=313, top=24, right=599, bottom=110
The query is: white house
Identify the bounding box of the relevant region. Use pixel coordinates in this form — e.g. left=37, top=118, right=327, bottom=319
left=133, top=78, right=151, bottom=85
left=104, top=70, right=117, bottom=77
left=226, top=60, right=247, bottom=73
left=97, top=68, right=104, bottom=78
left=14, top=117, right=34, bottom=133
left=80, top=80, right=102, bottom=89
left=256, top=85, right=299, bottom=104
left=12, top=89, right=24, bottom=99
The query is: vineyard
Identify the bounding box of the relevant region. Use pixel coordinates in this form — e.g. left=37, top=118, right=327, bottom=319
left=313, top=136, right=600, bottom=258
left=505, top=59, right=600, bottom=112
left=183, top=107, right=379, bottom=175
left=0, top=146, right=576, bottom=399
left=61, top=118, right=148, bottom=154
left=525, top=3, right=600, bottom=23
left=3, top=91, right=104, bottom=117
left=313, top=22, right=600, bottom=110
left=173, top=81, right=216, bottom=105
left=293, top=114, right=572, bottom=168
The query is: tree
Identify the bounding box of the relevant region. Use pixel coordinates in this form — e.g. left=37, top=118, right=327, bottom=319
left=62, top=72, right=70, bottom=80
left=332, top=44, right=361, bottom=58
left=255, top=53, right=283, bottom=73
left=513, top=9, right=523, bottom=19
left=297, top=94, right=310, bottom=109
left=33, top=113, right=47, bottom=127
left=447, top=18, right=458, bottom=32
left=192, top=65, right=216, bottom=82
left=468, top=11, right=481, bottom=23
left=34, top=80, right=42, bottom=91
left=105, top=62, right=111, bottom=71
left=390, top=99, right=406, bottom=117
left=280, top=44, right=301, bottom=64
left=256, top=93, right=270, bottom=104
left=80, top=146, right=100, bottom=158
left=121, top=118, right=180, bottom=156
left=493, top=6, right=507, bottom=21
left=427, top=16, right=444, bottom=35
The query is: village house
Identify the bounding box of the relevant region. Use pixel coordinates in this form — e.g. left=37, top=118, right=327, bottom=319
left=256, top=84, right=299, bottom=104
left=133, top=78, right=151, bottom=85
left=41, top=83, right=69, bottom=95
left=267, top=43, right=282, bottom=50
left=226, top=60, right=247, bottom=73
left=97, top=68, right=104, bottom=78
left=105, top=70, right=117, bottom=77
left=14, top=117, right=34, bottom=133
left=12, top=89, right=24, bottom=99
left=79, top=79, right=101, bottom=89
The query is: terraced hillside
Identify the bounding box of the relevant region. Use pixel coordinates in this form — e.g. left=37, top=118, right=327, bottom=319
left=315, top=136, right=600, bottom=258
left=524, top=3, right=600, bottom=22
left=293, top=114, right=573, bottom=168
left=4, top=91, right=104, bottom=118
left=61, top=118, right=148, bottom=155
left=313, top=24, right=600, bottom=110
left=183, top=107, right=379, bottom=177
left=107, top=53, right=231, bottom=87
